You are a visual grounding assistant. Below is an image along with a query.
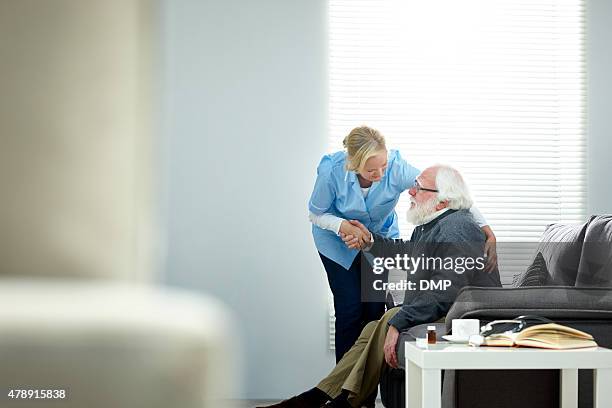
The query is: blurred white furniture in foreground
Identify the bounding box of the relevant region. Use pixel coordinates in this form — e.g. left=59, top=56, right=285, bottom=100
left=0, top=279, right=238, bottom=408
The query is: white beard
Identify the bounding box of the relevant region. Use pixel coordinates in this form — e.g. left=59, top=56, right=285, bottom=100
left=406, top=197, right=441, bottom=226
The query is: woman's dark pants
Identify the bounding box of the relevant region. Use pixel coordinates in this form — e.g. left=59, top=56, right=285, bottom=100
left=319, top=252, right=386, bottom=363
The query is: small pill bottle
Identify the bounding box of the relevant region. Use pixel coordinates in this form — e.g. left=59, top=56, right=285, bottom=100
left=427, top=325, right=437, bottom=344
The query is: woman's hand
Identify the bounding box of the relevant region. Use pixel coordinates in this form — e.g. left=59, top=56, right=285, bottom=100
left=339, top=220, right=370, bottom=249
left=481, top=225, right=498, bottom=273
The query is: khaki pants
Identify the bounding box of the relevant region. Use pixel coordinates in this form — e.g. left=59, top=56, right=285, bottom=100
left=317, top=307, right=400, bottom=407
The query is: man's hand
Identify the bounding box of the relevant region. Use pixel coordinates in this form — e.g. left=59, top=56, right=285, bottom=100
left=339, top=220, right=371, bottom=249
left=383, top=325, right=400, bottom=369
left=340, top=232, right=362, bottom=249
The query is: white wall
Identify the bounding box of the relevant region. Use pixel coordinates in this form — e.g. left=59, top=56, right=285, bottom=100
left=587, top=0, right=612, bottom=214
left=160, top=0, right=334, bottom=399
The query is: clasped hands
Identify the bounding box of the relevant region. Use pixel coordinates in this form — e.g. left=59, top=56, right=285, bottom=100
left=339, top=220, right=371, bottom=250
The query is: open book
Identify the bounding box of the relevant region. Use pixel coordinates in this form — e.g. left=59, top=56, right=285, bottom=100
left=482, top=323, right=598, bottom=350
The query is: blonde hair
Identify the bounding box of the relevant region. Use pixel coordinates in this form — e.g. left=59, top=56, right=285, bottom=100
left=342, top=126, right=387, bottom=172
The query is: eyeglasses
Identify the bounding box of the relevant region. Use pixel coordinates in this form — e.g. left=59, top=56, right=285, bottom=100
left=412, top=179, right=439, bottom=193
left=468, top=315, right=554, bottom=347
left=480, top=315, right=553, bottom=337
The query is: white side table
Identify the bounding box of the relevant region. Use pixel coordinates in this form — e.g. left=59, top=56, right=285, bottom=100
left=404, top=342, right=612, bottom=408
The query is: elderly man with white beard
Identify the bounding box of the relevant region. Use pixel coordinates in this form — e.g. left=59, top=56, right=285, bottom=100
left=260, top=165, right=501, bottom=408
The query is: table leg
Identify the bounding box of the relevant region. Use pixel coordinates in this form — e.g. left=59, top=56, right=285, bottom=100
left=594, top=368, right=612, bottom=407
left=560, top=369, right=578, bottom=408
left=421, top=368, right=441, bottom=408
left=405, top=359, right=421, bottom=408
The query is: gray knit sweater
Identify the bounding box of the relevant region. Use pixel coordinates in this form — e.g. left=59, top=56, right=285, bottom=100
left=368, top=209, right=501, bottom=331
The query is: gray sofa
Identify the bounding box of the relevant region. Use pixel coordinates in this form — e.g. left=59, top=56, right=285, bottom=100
left=380, top=214, right=612, bottom=408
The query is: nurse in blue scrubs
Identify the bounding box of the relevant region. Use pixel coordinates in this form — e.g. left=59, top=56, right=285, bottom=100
left=308, top=126, right=496, bottom=362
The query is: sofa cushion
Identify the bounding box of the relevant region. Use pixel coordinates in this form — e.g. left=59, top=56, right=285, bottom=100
left=536, top=219, right=590, bottom=286
left=576, top=215, right=612, bottom=287
left=445, top=286, right=612, bottom=329
left=511, top=252, right=550, bottom=287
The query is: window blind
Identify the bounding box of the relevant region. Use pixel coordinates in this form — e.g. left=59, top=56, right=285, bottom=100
left=327, top=0, right=586, bottom=349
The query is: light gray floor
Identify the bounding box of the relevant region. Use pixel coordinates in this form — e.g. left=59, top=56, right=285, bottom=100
left=241, top=400, right=384, bottom=408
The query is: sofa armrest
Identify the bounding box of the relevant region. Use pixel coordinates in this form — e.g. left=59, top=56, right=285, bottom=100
left=446, top=286, right=612, bottom=331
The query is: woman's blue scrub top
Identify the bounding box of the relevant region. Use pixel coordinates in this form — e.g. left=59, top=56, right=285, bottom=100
left=308, top=149, right=420, bottom=269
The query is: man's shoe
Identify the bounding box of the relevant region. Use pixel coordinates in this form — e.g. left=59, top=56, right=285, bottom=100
left=321, top=397, right=352, bottom=408
left=255, top=395, right=313, bottom=408
left=256, top=388, right=330, bottom=408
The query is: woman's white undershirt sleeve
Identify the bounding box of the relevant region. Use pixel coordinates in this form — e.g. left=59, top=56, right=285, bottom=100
left=309, top=211, right=344, bottom=235
left=470, top=206, right=488, bottom=228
